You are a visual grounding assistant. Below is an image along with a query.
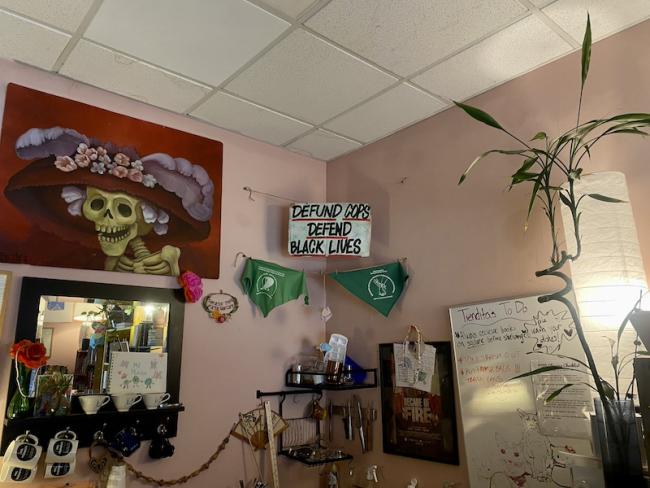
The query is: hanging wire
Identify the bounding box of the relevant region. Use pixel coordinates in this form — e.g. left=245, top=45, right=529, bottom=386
left=243, top=186, right=297, bottom=203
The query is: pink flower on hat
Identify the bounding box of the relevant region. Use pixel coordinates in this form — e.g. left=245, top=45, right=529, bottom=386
left=74, top=153, right=91, bottom=168
left=77, top=143, right=98, bottom=161
left=54, top=156, right=77, bottom=172
left=96, top=146, right=111, bottom=165
left=128, top=169, right=143, bottom=183
left=114, top=153, right=130, bottom=167
left=110, top=165, right=128, bottom=178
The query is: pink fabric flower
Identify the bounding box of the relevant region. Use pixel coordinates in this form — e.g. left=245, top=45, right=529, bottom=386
left=178, top=271, right=203, bottom=303
left=114, top=153, right=130, bottom=167
left=127, top=169, right=143, bottom=183
left=74, top=153, right=91, bottom=168
left=54, top=156, right=77, bottom=172
left=110, top=165, right=128, bottom=178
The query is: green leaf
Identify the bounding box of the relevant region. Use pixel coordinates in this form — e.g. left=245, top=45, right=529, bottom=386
left=525, top=178, right=542, bottom=226
left=609, top=128, right=649, bottom=136
left=511, top=171, right=539, bottom=185
left=545, top=384, right=575, bottom=403
left=531, top=131, right=547, bottom=141
left=601, top=379, right=616, bottom=401
left=587, top=193, right=625, bottom=203
left=515, top=157, right=536, bottom=174
left=509, top=365, right=566, bottom=381
left=454, top=101, right=504, bottom=131
left=559, top=192, right=572, bottom=208
left=458, top=149, right=529, bottom=184
left=581, top=14, right=592, bottom=87
left=540, top=352, right=591, bottom=370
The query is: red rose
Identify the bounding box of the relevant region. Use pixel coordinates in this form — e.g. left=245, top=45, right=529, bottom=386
left=9, top=339, right=31, bottom=359
left=10, top=340, right=47, bottom=369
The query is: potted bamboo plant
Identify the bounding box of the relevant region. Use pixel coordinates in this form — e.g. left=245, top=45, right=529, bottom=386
left=456, top=16, right=650, bottom=487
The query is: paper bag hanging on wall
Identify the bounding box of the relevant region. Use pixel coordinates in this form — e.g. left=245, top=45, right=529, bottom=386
left=240, top=258, right=309, bottom=317
left=394, top=325, right=436, bottom=393
left=329, top=261, right=408, bottom=317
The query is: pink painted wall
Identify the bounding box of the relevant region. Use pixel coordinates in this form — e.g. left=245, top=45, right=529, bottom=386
left=325, top=20, right=650, bottom=488
left=0, top=58, right=326, bottom=488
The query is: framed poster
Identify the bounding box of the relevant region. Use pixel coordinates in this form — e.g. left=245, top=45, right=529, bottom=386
left=379, top=341, right=459, bottom=464
left=0, top=84, right=222, bottom=277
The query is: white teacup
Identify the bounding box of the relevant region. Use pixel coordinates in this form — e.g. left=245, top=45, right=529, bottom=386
left=79, top=395, right=110, bottom=415
left=143, top=392, right=171, bottom=410
left=111, top=393, right=142, bottom=412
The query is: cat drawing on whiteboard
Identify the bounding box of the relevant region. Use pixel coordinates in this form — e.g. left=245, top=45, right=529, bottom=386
left=518, top=409, right=553, bottom=481
left=488, top=434, right=528, bottom=488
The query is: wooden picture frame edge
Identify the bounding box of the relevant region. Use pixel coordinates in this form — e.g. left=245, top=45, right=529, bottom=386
left=0, top=270, right=12, bottom=341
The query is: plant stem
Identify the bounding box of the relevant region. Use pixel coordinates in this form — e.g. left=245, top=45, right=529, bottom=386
left=536, top=181, right=621, bottom=447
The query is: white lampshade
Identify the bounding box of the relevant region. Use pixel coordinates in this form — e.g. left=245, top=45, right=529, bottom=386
left=560, top=172, right=648, bottom=384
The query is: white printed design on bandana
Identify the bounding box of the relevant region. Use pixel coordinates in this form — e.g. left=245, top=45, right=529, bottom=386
left=256, top=273, right=278, bottom=298
left=367, top=270, right=395, bottom=301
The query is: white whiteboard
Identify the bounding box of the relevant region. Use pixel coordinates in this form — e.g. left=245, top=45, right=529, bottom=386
left=449, top=295, right=594, bottom=488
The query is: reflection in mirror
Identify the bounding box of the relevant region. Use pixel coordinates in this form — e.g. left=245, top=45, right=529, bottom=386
left=36, top=296, right=169, bottom=393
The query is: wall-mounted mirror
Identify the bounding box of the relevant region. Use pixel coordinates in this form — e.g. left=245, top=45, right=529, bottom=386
left=36, top=295, right=170, bottom=392
left=2, top=277, right=185, bottom=453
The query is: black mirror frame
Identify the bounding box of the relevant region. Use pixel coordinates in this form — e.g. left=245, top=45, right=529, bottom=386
left=1, top=277, right=186, bottom=454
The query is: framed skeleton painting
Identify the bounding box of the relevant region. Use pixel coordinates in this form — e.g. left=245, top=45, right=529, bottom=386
left=0, top=84, right=222, bottom=278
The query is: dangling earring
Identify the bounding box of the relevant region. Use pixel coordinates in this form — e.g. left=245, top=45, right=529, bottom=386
left=149, top=421, right=174, bottom=459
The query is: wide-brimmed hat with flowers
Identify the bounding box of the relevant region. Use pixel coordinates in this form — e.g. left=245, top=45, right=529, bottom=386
left=5, top=127, right=216, bottom=247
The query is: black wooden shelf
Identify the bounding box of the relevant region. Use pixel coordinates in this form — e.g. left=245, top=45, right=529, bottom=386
left=256, top=368, right=377, bottom=398
left=2, top=404, right=184, bottom=454
left=280, top=448, right=353, bottom=466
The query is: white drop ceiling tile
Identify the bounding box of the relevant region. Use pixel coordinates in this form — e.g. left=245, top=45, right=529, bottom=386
left=0, top=10, right=70, bottom=70
left=306, top=0, right=528, bottom=76
left=192, top=91, right=313, bottom=145
left=324, top=84, right=447, bottom=143
left=60, top=40, right=211, bottom=112
left=543, top=0, right=650, bottom=42
left=412, top=15, right=572, bottom=102
left=226, top=29, right=396, bottom=124
left=0, top=0, right=93, bottom=32
left=85, top=0, right=289, bottom=86
left=288, top=129, right=361, bottom=161
left=258, top=0, right=318, bottom=18
left=530, top=0, right=556, bottom=6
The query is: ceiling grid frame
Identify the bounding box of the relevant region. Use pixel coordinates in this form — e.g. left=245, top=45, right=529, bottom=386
left=0, top=0, right=647, bottom=160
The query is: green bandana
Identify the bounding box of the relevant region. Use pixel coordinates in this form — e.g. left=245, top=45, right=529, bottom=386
left=329, top=262, right=408, bottom=317
left=241, top=258, right=309, bottom=317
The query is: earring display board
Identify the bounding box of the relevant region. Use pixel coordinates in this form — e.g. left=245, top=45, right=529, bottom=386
left=379, top=342, right=459, bottom=465
left=449, top=295, right=594, bottom=487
